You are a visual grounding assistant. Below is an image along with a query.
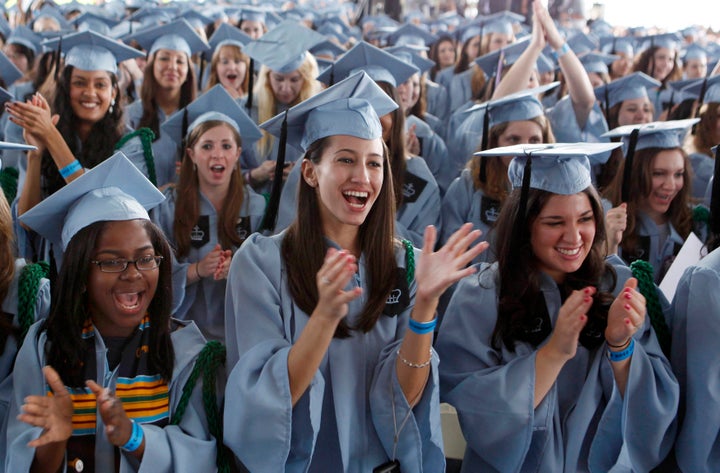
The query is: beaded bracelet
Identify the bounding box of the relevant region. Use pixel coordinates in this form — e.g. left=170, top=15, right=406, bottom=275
left=397, top=348, right=433, bottom=368
left=59, top=160, right=82, bottom=179
left=408, top=317, right=436, bottom=335
left=551, top=42, right=571, bottom=61
left=607, top=337, right=635, bottom=362
left=120, top=419, right=144, bottom=452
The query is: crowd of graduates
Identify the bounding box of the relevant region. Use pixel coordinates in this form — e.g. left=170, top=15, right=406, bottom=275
left=0, top=0, right=719, bottom=471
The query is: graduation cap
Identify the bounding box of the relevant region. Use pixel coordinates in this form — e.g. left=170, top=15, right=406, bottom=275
left=0, top=51, right=24, bottom=86
left=602, top=118, right=700, bottom=201
left=682, top=43, right=709, bottom=63
left=161, top=84, right=263, bottom=148
left=475, top=142, right=620, bottom=243
left=6, top=26, right=43, bottom=55
left=125, top=18, right=210, bottom=57
left=589, top=18, right=614, bottom=38
left=176, top=9, right=214, bottom=32
left=462, top=82, right=559, bottom=182
left=127, top=6, right=176, bottom=27
left=594, top=71, right=661, bottom=111
left=258, top=71, right=398, bottom=231
left=481, top=11, right=525, bottom=36
left=536, top=52, right=556, bottom=75
left=30, top=4, right=72, bottom=32
left=43, top=30, right=144, bottom=74
left=316, top=41, right=418, bottom=87
left=681, top=74, right=720, bottom=105
left=599, top=35, right=634, bottom=56
left=384, top=45, right=434, bottom=74
left=310, top=39, right=346, bottom=60
left=578, top=51, right=618, bottom=75
left=243, top=20, right=325, bottom=74
left=0, top=15, right=11, bottom=39
left=205, top=22, right=252, bottom=61
left=18, top=152, right=165, bottom=251
left=71, top=11, right=119, bottom=36
left=316, top=23, right=350, bottom=46
left=565, top=32, right=598, bottom=56
left=387, top=23, right=437, bottom=48
left=474, top=36, right=530, bottom=80
left=236, top=5, right=269, bottom=24
left=636, top=32, right=682, bottom=53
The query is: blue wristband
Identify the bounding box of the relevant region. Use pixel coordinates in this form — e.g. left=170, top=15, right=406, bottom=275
left=59, top=160, right=82, bottom=179
left=607, top=337, right=635, bottom=362
left=551, top=42, right=571, bottom=61
left=120, top=420, right=144, bottom=452
left=408, top=317, right=436, bottom=335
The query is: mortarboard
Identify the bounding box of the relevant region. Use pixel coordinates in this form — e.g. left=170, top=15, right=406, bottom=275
left=316, top=41, right=418, bottom=87
left=43, top=30, right=143, bottom=74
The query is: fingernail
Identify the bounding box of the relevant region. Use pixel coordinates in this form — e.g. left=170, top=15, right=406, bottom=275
left=624, top=304, right=631, bottom=310
left=107, top=425, right=115, bottom=433
left=624, top=293, right=632, bottom=299
left=579, top=314, right=587, bottom=321
left=584, top=296, right=592, bottom=303
left=583, top=287, right=591, bottom=295
left=625, top=318, right=631, bottom=325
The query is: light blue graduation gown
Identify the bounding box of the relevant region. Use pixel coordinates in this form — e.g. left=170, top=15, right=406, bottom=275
left=447, top=68, right=474, bottom=112
left=125, top=100, right=180, bottom=188
left=671, top=246, right=720, bottom=473
left=434, top=65, right=456, bottom=91
left=436, top=262, right=679, bottom=473
left=425, top=79, right=450, bottom=124
left=6, top=319, right=217, bottom=473
left=440, top=168, right=499, bottom=264
left=396, top=157, right=442, bottom=247
left=405, top=115, right=450, bottom=195
left=0, top=260, right=50, bottom=472
left=223, top=232, right=445, bottom=472
left=688, top=152, right=714, bottom=200
left=151, top=185, right=266, bottom=341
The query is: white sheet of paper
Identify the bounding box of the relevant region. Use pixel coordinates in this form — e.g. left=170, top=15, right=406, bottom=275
left=659, top=232, right=705, bottom=301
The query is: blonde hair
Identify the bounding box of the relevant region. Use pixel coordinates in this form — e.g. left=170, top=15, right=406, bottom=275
left=206, top=44, right=250, bottom=97
left=254, top=55, right=321, bottom=158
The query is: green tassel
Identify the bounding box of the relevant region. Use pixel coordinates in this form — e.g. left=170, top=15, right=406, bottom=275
left=693, top=205, right=710, bottom=225
left=18, top=261, right=50, bottom=345
left=115, top=128, right=157, bottom=187
left=0, top=166, right=19, bottom=203
left=630, top=260, right=671, bottom=356
left=402, top=239, right=415, bottom=284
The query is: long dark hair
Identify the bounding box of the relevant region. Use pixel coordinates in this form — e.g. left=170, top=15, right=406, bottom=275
left=43, top=220, right=175, bottom=386
left=491, top=187, right=616, bottom=351
left=603, top=147, right=693, bottom=255
left=376, top=81, right=407, bottom=209
left=138, top=51, right=198, bottom=137
left=173, top=121, right=245, bottom=256
left=41, top=66, right=124, bottom=197
left=281, top=136, right=398, bottom=338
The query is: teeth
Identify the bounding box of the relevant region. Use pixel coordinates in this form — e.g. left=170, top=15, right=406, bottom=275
left=211, top=165, right=224, bottom=171
left=116, top=293, right=140, bottom=309
left=343, top=191, right=368, bottom=198
left=80, top=102, right=98, bottom=109
left=557, top=247, right=580, bottom=256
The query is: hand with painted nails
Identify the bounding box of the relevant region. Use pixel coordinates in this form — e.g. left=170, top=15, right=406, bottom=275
left=314, top=248, right=362, bottom=323
left=606, top=277, right=646, bottom=348
left=545, top=286, right=596, bottom=361
left=5, top=93, right=59, bottom=152
left=213, top=249, right=233, bottom=280
left=17, top=366, right=73, bottom=448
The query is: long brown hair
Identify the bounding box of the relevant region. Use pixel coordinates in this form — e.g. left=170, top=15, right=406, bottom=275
left=138, top=50, right=198, bottom=137
left=173, top=120, right=245, bottom=257
left=603, top=147, right=693, bottom=254
left=633, top=46, right=682, bottom=86
left=0, top=195, right=16, bottom=351
left=692, top=102, right=720, bottom=157
left=468, top=116, right=555, bottom=201
left=281, top=136, right=398, bottom=338
left=376, top=81, right=407, bottom=209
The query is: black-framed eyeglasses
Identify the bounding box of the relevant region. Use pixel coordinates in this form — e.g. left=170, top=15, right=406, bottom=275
left=90, top=255, right=164, bottom=273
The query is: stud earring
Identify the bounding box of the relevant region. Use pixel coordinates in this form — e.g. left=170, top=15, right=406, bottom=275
left=109, top=98, right=116, bottom=114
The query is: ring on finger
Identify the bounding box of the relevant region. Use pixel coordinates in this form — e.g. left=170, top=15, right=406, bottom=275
left=321, top=276, right=331, bottom=285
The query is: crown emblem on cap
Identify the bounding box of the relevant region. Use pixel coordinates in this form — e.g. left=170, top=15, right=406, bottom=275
left=402, top=183, right=416, bottom=198
left=386, top=288, right=402, bottom=305
left=191, top=225, right=205, bottom=241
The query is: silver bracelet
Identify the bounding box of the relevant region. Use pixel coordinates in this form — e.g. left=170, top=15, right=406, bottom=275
left=396, top=348, right=432, bottom=368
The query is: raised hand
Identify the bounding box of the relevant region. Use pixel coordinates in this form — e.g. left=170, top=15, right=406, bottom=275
left=415, top=223, right=487, bottom=304
left=605, top=278, right=646, bottom=347
left=18, top=366, right=73, bottom=448
left=314, top=248, right=362, bottom=322
left=605, top=203, right=627, bottom=255
left=213, top=249, right=233, bottom=280
left=197, top=244, right=225, bottom=280
left=5, top=93, right=59, bottom=151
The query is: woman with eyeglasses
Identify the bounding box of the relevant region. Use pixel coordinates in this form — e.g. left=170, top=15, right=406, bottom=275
left=6, top=154, right=217, bottom=473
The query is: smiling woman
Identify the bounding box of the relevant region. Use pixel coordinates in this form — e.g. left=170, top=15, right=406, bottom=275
left=437, top=142, right=679, bottom=472
left=7, top=154, right=217, bottom=473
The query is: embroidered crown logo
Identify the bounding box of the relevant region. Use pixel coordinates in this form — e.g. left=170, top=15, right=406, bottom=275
left=386, top=288, right=402, bottom=305
left=190, top=225, right=205, bottom=241
left=485, top=206, right=500, bottom=222
left=403, top=183, right=415, bottom=198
